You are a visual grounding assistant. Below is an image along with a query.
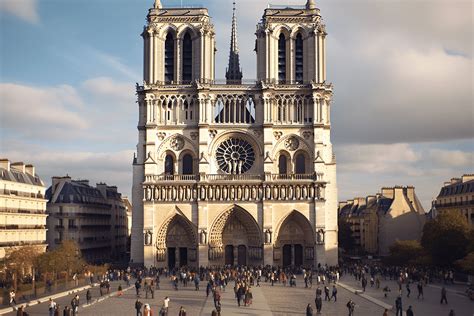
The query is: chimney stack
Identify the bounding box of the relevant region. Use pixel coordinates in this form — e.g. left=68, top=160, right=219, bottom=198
left=25, top=164, right=35, bottom=177
left=0, top=159, right=10, bottom=171
left=10, top=162, right=25, bottom=173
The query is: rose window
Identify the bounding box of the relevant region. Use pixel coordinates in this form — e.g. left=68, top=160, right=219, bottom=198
left=216, top=138, right=255, bottom=174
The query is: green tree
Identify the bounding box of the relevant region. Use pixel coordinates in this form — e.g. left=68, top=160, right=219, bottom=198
left=386, top=240, right=424, bottom=266
left=338, top=219, right=355, bottom=252
left=421, top=211, right=470, bottom=266
left=456, top=252, right=474, bottom=274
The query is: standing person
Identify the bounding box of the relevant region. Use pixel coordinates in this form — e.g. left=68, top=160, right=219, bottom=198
left=324, top=286, right=330, bottom=301
left=178, top=306, right=186, bottom=316
left=9, top=289, right=17, bottom=306
left=48, top=298, right=57, bottom=316
left=395, top=296, right=403, bottom=316
left=448, top=309, right=456, bottom=316
left=346, top=299, right=355, bottom=316
left=194, top=275, right=200, bottom=290
left=406, top=282, right=411, bottom=298
left=70, top=295, right=79, bottom=316
left=135, top=279, right=142, bottom=297
left=163, top=296, right=170, bottom=315
left=383, top=309, right=389, bottom=316
left=63, top=306, right=72, bottom=316
left=406, top=306, right=414, bottom=316
left=417, top=281, right=424, bottom=299
left=440, top=286, right=448, bottom=304
left=306, top=303, right=313, bottom=316
left=143, top=303, right=152, bottom=316
left=361, top=278, right=367, bottom=292
left=331, top=285, right=337, bottom=302
left=315, top=295, right=322, bottom=314
left=86, top=289, right=92, bottom=304
left=135, top=299, right=143, bottom=316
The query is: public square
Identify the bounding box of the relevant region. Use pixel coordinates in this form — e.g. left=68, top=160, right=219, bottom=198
left=6, top=274, right=473, bottom=316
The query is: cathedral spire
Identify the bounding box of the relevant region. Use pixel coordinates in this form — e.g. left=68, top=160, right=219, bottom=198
left=226, top=1, right=243, bottom=84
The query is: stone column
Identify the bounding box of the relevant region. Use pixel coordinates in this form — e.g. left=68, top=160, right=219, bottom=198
left=291, top=244, right=295, bottom=266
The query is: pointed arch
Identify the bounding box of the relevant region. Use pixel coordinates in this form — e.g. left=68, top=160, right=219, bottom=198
left=155, top=213, right=198, bottom=250
left=275, top=210, right=315, bottom=247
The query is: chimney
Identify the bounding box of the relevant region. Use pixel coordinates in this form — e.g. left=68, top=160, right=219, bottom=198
left=25, top=164, right=35, bottom=177
left=96, top=183, right=107, bottom=198
left=461, top=174, right=474, bottom=183
left=10, top=162, right=25, bottom=173
left=450, top=178, right=461, bottom=184
left=0, top=159, right=10, bottom=171
left=338, top=201, right=348, bottom=209
left=393, top=186, right=405, bottom=203
left=356, top=197, right=366, bottom=206
left=405, top=186, right=416, bottom=205
left=366, top=195, right=376, bottom=205
left=51, top=176, right=71, bottom=194
left=381, top=187, right=394, bottom=199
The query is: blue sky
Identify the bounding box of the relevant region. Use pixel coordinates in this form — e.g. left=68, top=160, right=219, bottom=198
left=0, top=0, right=473, bottom=209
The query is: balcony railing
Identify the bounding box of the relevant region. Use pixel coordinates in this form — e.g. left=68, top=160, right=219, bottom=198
left=144, top=173, right=325, bottom=183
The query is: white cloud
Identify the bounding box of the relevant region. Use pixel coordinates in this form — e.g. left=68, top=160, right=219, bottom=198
left=82, top=77, right=134, bottom=102
left=0, top=83, right=89, bottom=136
left=428, top=149, right=473, bottom=167
left=0, top=0, right=39, bottom=24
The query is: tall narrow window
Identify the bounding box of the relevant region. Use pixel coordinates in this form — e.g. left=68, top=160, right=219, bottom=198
left=182, top=32, right=192, bottom=83
left=165, top=154, right=174, bottom=175
left=164, top=33, right=175, bottom=83
left=295, top=33, right=303, bottom=83
left=278, top=34, right=286, bottom=82
left=278, top=155, right=288, bottom=175
left=182, top=154, right=193, bottom=175
left=295, top=153, right=306, bottom=174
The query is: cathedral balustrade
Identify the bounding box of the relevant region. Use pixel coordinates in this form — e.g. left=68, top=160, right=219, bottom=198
left=144, top=173, right=324, bottom=183
left=142, top=178, right=326, bottom=202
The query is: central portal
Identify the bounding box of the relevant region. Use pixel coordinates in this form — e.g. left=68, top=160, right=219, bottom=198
left=209, top=206, right=263, bottom=266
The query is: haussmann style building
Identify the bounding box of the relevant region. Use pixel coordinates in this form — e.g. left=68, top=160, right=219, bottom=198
left=339, top=186, right=426, bottom=256
left=131, top=0, right=338, bottom=268
left=0, top=159, right=48, bottom=261
left=46, top=176, right=128, bottom=263
left=432, top=174, right=474, bottom=227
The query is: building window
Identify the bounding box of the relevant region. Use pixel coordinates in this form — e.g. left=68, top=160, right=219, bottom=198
left=182, top=32, right=192, bottom=83
left=278, top=155, right=288, bottom=174
left=165, top=154, right=174, bottom=175
left=295, top=33, right=303, bottom=83
left=164, top=33, right=175, bottom=83
left=182, top=154, right=193, bottom=175
left=295, top=153, right=306, bottom=174
left=278, top=34, right=286, bottom=82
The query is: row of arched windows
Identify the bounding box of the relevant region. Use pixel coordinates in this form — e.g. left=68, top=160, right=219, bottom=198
left=278, top=152, right=307, bottom=175
left=165, top=153, right=194, bottom=175
left=278, top=33, right=304, bottom=83
left=164, top=31, right=193, bottom=83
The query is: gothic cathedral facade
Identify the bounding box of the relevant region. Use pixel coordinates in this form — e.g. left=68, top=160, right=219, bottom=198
left=131, top=0, right=338, bottom=268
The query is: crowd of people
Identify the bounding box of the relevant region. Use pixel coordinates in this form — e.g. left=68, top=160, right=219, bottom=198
left=8, top=262, right=468, bottom=316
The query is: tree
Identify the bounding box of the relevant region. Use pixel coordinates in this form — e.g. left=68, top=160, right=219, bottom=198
left=456, top=252, right=474, bottom=274
left=6, top=246, right=42, bottom=276
left=421, top=211, right=470, bottom=266
left=386, top=240, right=424, bottom=266
left=338, top=219, right=355, bottom=252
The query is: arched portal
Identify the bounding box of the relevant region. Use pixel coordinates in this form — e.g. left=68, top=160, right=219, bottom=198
left=156, top=214, right=197, bottom=268
left=275, top=210, right=315, bottom=268
left=209, top=206, right=262, bottom=266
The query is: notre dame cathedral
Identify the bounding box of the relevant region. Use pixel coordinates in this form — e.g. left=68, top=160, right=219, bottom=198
left=131, top=0, right=338, bottom=268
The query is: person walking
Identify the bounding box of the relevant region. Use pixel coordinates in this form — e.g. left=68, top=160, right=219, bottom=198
left=135, top=299, right=143, bottom=316
left=440, top=286, right=448, bottom=304
left=143, top=303, right=152, bottom=316
left=324, top=286, right=330, bottom=301
left=417, top=282, right=424, bottom=300
left=306, top=303, right=313, bottom=316
left=331, top=285, right=337, bottom=302
left=163, top=296, right=170, bottom=315
left=86, top=289, right=92, bottom=304
left=406, top=282, right=411, bottom=298
left=48, top=298, right=57, bottom=316
left=178, top=306, right=186, bottom=316
left=406, top=305, right=414, bottom=316
left=361, top=278, right=367, bottom=292
left=383, top=308, right=389, bottom=316
left=135, top=280, right=141, bottom=297
left=448, top=309, right=456, bottom=316
left=70, top=295, right=79, bottom=316
left=9, top=290, right=17, bottom=306
left=346, top=299, right=355, bottom=316
left=395, top=296, right=403, bottom=316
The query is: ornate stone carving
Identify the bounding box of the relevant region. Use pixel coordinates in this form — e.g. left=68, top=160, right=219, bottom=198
left=284, top=137, right=300, bottom=151
left=157, top=132, right=166, bottom=141
left=264, top=229, right=272, bottom=244
left=190, top=132, right=198, bottom=140
left=144, top=230, right=153, bottom=246
left=302, top=131, right=313, bottom=139
left=199, top=229, right=207, bottom=245
left=316, top=229, right=325, bottom=244
left=209, top=129, right=218, bottom=138
left=273, top=131, right=283, bottom=140
left=170, top=135, right=184, bottom=151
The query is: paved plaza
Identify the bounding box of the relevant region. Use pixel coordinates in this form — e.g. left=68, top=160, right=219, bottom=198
left=6, top=274, right=473, bottom=316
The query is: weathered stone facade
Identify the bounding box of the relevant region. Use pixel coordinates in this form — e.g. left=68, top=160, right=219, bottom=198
left=131, top=0, right=338, bottom=268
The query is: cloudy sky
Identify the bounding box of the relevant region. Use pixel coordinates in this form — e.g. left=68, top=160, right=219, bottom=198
left=0, top=0, right=472, bottom=210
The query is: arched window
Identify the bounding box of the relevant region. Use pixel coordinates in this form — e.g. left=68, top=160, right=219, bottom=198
left=278, top=34, right=286, bottom=82
left=295, top=153, right=306, bottom=174
left=164, top=33, right=175, bottom=83
left=182, top=154, right=193, bottom=175
left=182, top=32, right=192, bottom=83
left=295, top=33, right=303, bottom=83
left=165, top=154, right=174, bottom=175
left=278, top=155, right=288, bottom=175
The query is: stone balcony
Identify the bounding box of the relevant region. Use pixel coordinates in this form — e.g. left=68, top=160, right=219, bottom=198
left=143, top=173, right=326, bottom=203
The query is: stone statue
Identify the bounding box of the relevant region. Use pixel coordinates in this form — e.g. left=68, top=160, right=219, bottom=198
left=317, top=229, right=325, bottom=244
left=264, top=229, right=272, bottom=244
left=144, top=231, right=152, bottom=246
left=200, top=229, right=207, bottom=244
